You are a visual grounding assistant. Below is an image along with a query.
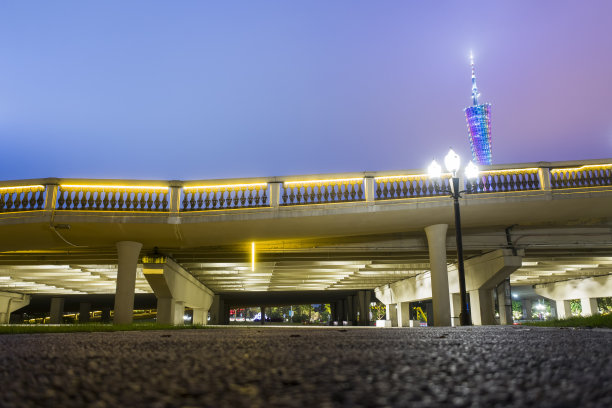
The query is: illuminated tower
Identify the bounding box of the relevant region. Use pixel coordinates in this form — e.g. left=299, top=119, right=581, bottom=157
left=464, top=53, right=492, bottom=165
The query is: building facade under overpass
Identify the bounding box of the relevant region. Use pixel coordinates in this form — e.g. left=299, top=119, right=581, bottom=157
left=1, top=159, right=611, bottom=326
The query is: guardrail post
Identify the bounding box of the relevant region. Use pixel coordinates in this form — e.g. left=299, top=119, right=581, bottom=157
left=169, top=182, right=182, bottom=213
left=538, top=168, right=551, bottom=191
left=269, top=182, right=281, bottom=208
left=364, top=177, right=375, bottom=202
left=44, top=184, right=59, bottom=210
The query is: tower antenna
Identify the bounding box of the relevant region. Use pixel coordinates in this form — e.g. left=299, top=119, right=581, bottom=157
left=470, top=51, right=480, bottom=105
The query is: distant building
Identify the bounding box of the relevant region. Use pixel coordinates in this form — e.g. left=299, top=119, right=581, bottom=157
left=464, top=53, right=492, bottom=165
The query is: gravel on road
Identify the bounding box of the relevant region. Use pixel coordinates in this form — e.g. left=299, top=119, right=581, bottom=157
left=1, top=325, right=611, bottom=408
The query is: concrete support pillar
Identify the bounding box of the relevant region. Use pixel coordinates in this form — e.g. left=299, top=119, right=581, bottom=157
left=581, top=298, right=599, bottom=316
left=449, top=293, right=462, bottom=327
left=157, top=298, right=185, bottom=325
left=356, top=290, right=371, bottom=326
left=78, top=303, right=91, bottom=323
left=556, top=299, right=571, bottom=319
left=346, top=296, right=355, bottom=323
left=424, top=224, right=451, bottom=327
left=497, top=279, right=513, bottom=325
left=397, top=302, right=411, bottom=327
left=192, top=308, right=207, bottom=325
left=469, top=289, right=495, bottom=325
left=386, top=304, right=398, bottom=327
left=113, top=241, right=142, bottom=325
left=336, top=300, right=345, bottom=323
left=330, top=303, right=337, bottom=323
left=0, top=292, right=30, bottom=324
left=209, top=296, right=224, bottom=324
left=522, top=299, right=533, bottom=320
left=260, top=306, right=266, bottom=325
left=49, top=297, right=65, bottom=324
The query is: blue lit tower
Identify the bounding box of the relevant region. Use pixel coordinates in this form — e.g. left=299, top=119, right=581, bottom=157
left=464, top=53, right=492, bottom=165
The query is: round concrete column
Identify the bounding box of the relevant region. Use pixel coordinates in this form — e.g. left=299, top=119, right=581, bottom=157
left=424, top=224, right=451, bottom=326
left=113, top=241, right=142, bottom=325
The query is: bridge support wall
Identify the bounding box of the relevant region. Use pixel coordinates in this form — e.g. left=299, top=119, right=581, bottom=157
left=0, top=292, right=30, bottom=324
left=375, top=249, right=522, bottom=326
left=143, top=258, right=214, bottom=325
left=534, top=275, right=612, bottom=317
left=113, top=241, right=142, bottom=325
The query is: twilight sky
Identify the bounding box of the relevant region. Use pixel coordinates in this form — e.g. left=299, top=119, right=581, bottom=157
left=1, top=1, right=611, bottom=181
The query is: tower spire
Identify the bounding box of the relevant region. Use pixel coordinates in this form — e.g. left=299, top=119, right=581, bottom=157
left=470, top=51, right=480, bottom=105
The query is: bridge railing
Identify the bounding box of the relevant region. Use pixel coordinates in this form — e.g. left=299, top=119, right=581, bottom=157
left=57, top=185, right=170, bottom=211
left=0, top=185, right=46, bottom=212
left=281, top=178, right=364, bottom=205
left=182, top=183, right=269, bottom=211
left=550, top=164, right=612, bottom=189
left=374, top=174, right=451, bottom=200
left=0, top=159, right=610, bottom=213
left=466, top=168, right=540, bottom=194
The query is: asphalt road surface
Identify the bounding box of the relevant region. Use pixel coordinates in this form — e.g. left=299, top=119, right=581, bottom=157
left=1, top=326, right=611, bottom=407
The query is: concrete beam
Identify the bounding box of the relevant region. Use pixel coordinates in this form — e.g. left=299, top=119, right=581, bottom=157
left=143, top=258, right=214, bottom=325
left=462, top=249, right=523, bottom=291
left=533, top=274, right=612, bottom=301
left=0, top=292, right=30, bottom=324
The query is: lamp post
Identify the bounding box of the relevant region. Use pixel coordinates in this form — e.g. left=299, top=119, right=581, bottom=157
left=428, top=149, right=479, bottom=326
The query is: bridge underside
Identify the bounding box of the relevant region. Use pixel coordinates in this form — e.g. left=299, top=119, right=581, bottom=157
left=1, top=226, right=611, bottom=303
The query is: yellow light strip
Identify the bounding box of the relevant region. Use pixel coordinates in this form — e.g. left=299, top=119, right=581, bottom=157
left=61, top=184, right=168, bottom=190
left=374, top=173, right=441, bottom=180
left=551, top=164, right=612, bottom=173
left=284, top=177, right=363, bottom=185
left=251, top=242, right=255, bottom=272
left=183, top=183, right=267, bottom=190
left=0, top=185, right=45, bottom=191
left=480, top=168, right=540, bottom=175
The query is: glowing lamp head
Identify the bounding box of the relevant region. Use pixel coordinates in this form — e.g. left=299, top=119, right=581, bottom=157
left=444, top=149, right=461, bottom=175
left=465, top=161, right=479, bottom=180
left=428, top=160, right=442, bottom=179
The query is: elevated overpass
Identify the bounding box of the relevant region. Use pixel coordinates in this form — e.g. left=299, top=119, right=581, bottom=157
left=1, top=159, right=611, bottom=325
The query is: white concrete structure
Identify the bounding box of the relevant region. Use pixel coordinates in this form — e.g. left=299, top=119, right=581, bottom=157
left=0, top=292, right=30, bottom=324
left=375, top=249, right=522, bottom=326
left=534, top=274, right=612, bottom=317
left=113, top=241, right=142, bottom=325
left=142, top=257, right=214, bottom=325
left=0, top=159, right=610, bottom=324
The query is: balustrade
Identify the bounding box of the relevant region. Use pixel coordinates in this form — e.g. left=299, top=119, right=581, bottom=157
left=281, top=179, right=364, bottom=205
left=550, top=164, right=612, bottom=189
left=57, top=185, right=169, bottom=211
left=375, top=175, right=450, bottom=200
left=0, top=185, right=45, bottom=212
left=1, top=161, right=611, bottom=215
left=466, top=169, right=540, bottom=193
left=182, top=184, right=268, bottom=211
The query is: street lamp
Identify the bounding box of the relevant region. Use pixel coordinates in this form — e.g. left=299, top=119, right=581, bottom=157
left=428, top=148, right=479, bottom=326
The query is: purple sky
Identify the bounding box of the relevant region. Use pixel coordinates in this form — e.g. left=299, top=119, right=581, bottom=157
left=1, top=1, right=611, bottom=181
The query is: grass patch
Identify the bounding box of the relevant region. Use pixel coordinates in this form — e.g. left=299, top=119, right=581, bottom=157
left=0, top=323, right=213, bottom=335
left=522, top=313, right=612, bottom=328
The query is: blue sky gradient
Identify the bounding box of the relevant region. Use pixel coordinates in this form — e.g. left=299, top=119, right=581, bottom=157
left=1, top=1, right=611, bottom=180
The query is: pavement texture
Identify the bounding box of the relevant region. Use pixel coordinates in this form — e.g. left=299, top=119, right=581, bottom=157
left=1, top=326, right=611, bottom=408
